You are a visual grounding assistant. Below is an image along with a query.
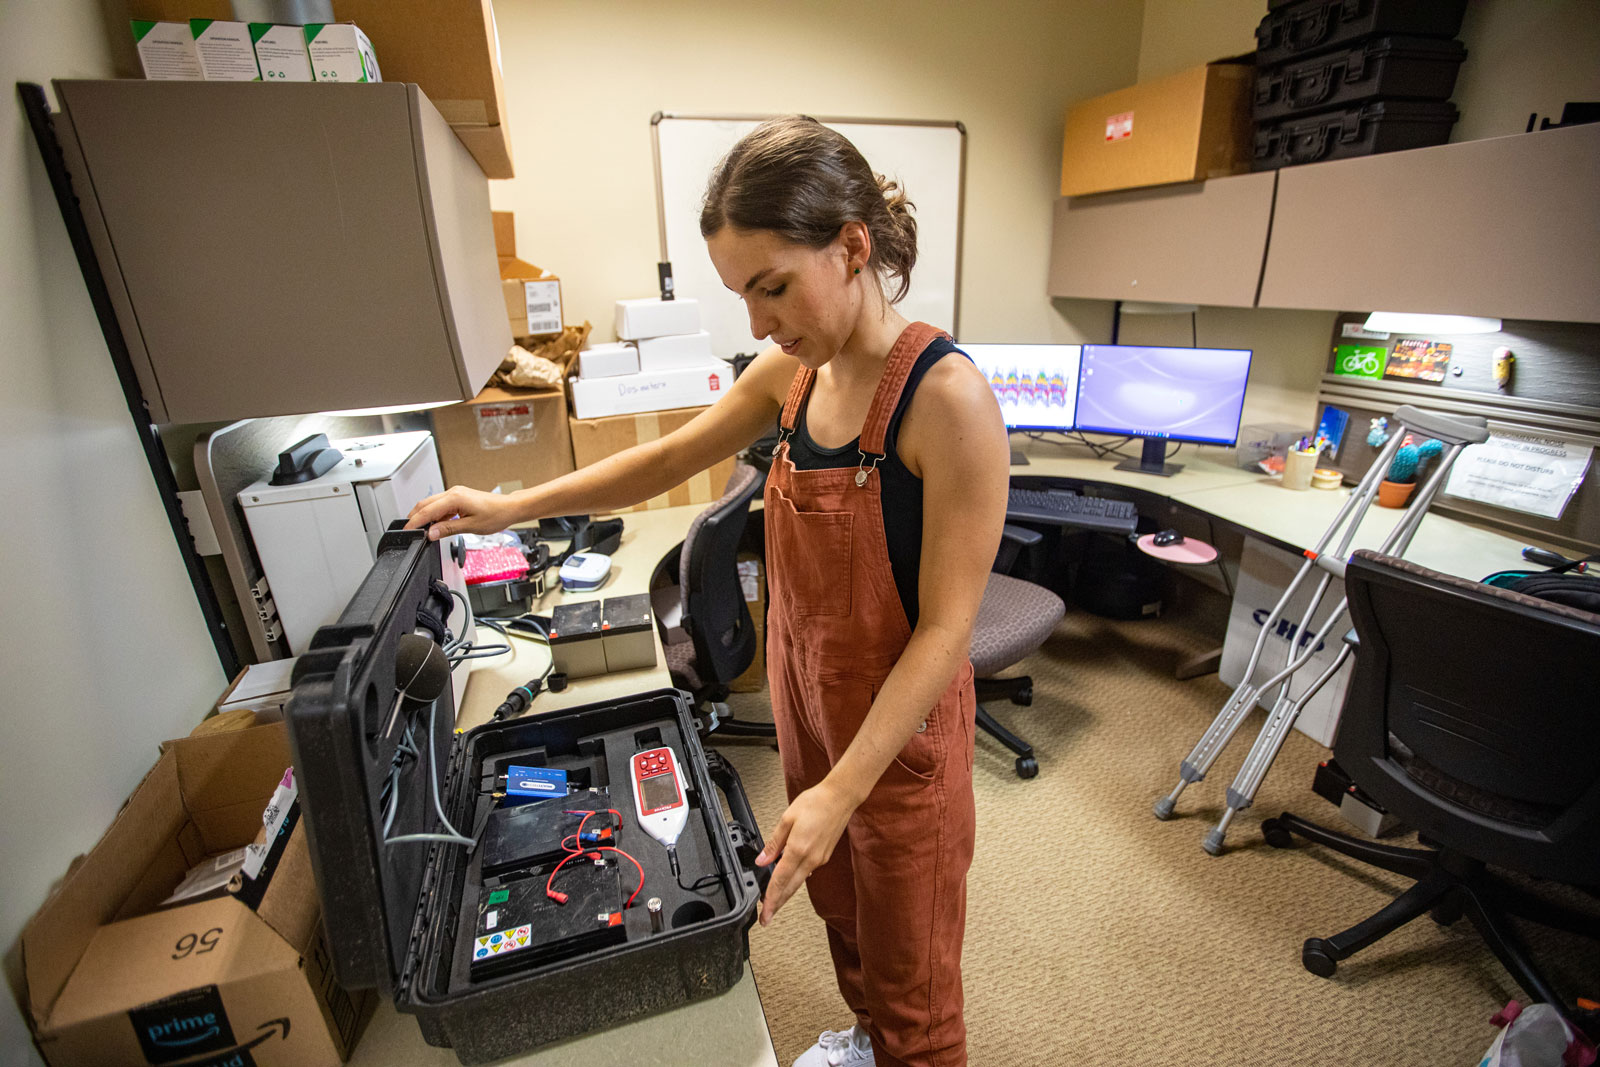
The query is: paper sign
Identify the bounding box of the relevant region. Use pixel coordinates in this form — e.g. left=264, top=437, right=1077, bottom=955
left=1444, top=431, right=1593, bottom=519
left=1341, top=322, right=1389, bottom=340
left=1105, top=111, right=1133, bottom=142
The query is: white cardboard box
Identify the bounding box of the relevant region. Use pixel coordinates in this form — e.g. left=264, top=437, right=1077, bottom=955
left=251, top=23, right=313, bottom=81
left=1218, top=538, right=1353, bottom=746
left=568, top=363, right=730, bottom=419
left=131, top=21, right=202, bottom=80
left=615, top=297, right=701, bottom=341
left=579, top=342, right=641, bottom=379
left=635, top=330, right=724, bottom=372
left=190, top=20, right=261, bottom=81
left=304, top=22, right=381, bottom=83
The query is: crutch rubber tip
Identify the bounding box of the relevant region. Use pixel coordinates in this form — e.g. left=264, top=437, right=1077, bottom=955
left=1152, top=797, right=1177, bottom=820
left=1201, top=829, right=1227, bottom=856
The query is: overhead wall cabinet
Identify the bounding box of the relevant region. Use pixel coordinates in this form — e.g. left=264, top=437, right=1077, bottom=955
left=53, top=80, right=510, bottom=424
left=1047, top=123, right=1600, bottom=324
left=1046, top=171, right=1276, bottom=308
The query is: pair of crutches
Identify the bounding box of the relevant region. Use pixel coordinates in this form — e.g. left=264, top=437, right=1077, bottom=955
left=1153, top=405, right=1492, bottom=854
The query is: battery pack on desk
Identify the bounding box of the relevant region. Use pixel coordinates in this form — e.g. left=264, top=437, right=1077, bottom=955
left=471, top=865, right=625, bottom=980
left=505, top=765, right=566, bottom=800
left=482, top=790, right=613, bottom=876
left=601, top=593, right=656, bottom=672
left=550, top=601, right=607, bottom=678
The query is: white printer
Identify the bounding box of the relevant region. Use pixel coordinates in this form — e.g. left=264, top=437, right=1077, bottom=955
left=238, top=431, right=472, bottom=704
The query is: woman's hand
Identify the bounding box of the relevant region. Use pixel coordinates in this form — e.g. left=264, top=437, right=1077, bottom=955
left=754, top=777, right=860, bottom=926
left=404, top=486, right=521, bottom=540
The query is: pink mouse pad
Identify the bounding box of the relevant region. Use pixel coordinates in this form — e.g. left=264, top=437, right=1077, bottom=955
left=1136, top=534, right=1219, bottom=566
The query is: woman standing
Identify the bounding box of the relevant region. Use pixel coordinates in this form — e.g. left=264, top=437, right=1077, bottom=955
left=408, top=116, right=1008, bottom=1067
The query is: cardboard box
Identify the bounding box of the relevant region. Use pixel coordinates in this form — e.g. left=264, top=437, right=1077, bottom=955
left=1059, top=60, right=1252, bottom=197
left=635, top=330, right=721, bottom=372
left=615, top=297, right=701, bottom=341
left=336, top=0, right=514, bottom=178
left=500, top=258, right=563, bottom=339
left=729, top=554, right=767, bottom=693
left=191, top=19, right=261, bottom=81
left=251, top=24, right=313, bottom=82
left=430, top=385, right=576, bottom=495
left=568, top=363, right=729, bottom=420
left=492, top=210, right=515, bottom=258
left=579, top=342, right=641, bottom=379
left=304, top=22, right=380, bottom=83
left=131, top=21, right=202, bottom=80
left=569, top=407, right=736, bottom=514
left=21, top=722, right=365, bottom=1067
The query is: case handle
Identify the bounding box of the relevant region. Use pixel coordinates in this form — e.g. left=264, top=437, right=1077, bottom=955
left=703, top=748, right=773, bottom=899
left=1287, top=124, right=1340, bottom=165
left=1285, top=3, right=1334, bottom=51
left=1286, top=61, right=1342, bottom=109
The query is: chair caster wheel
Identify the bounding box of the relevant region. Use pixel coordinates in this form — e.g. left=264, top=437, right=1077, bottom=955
left=1014, top=686, right=1033, bottom=707
left=1302, top=938, right=1338, bottom=978
left=1261, top=819, right=1295, bottom=850
left=1015, top=757, right=1039, bottom=779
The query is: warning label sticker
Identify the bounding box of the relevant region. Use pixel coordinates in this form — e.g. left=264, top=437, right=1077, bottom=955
left=474, top=924, right=533, bottom=960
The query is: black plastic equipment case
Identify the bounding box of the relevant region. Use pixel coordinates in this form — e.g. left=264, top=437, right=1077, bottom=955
left=1255, top=0, right=1467, bottom=67
left=1253, top=34, right=1467, bottom=123
left=1252, top=98, right=1458, bottom=170
left=285, top=528, right=765, bottom=1064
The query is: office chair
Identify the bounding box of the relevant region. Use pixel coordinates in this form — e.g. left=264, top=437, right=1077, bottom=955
left=1261, top=550, right=1600, bottom=1039
left=972, top=525, right=1067, bottom=779
left=658, top=463, right=775, bottom=737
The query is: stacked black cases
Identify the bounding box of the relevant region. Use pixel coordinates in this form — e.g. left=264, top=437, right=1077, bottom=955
left=1251, top=0, right=1468, bottom=170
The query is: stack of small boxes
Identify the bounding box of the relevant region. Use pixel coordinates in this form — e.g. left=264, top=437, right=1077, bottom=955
left=568, top=298, right=730, bottom=420
left=132, top=18, right=379, bottom=83
left=1250, top=0, right=1469, bottom=170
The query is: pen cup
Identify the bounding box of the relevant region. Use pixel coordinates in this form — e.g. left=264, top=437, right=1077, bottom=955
left=1283, top=448, right=1317, bottom=491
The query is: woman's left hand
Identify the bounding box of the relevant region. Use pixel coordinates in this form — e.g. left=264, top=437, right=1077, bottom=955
left=754, top=777, right=860, bottom=926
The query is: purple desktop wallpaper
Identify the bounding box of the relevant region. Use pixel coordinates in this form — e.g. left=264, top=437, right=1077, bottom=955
left=1076, top=345, right=1253, bottom=445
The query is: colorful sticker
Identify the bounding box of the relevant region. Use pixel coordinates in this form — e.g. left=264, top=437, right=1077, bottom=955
left=474, top=924, right=533, bottom=959
left=1105, top=111, right=1134, bottom=142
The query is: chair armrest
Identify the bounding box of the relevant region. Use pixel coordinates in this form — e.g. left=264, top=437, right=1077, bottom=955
left=995, top=524, right=1044, bottom=575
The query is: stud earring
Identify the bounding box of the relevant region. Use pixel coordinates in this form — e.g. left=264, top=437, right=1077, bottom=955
left=853, top=267, right=861, bottom=275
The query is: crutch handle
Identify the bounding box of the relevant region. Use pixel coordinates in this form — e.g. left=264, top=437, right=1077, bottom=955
left=1392, top=405, right=1491, bottom=447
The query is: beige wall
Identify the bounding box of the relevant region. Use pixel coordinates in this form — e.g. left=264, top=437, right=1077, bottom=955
left=488, top=0, right=1145, bottom=349
left=1452, top=0, right=1600, bottom=142
left=1137, top=0, right=1260, bottom=81
left=2, top=3, right=228, bottom=1061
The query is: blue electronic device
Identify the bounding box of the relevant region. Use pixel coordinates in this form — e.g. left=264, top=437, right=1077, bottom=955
left=505, top=765, right=567, bottom=800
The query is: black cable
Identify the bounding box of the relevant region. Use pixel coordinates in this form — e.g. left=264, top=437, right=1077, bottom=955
left=1191, top=310, right=1198, bottom=348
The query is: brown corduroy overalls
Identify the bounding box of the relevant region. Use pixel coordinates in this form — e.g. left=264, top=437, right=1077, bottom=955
left=764, top=321, right=978, bottom=1067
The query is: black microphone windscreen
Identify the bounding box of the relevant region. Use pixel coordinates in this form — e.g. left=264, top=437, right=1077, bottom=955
left=395, top=633, right=449, bottom=704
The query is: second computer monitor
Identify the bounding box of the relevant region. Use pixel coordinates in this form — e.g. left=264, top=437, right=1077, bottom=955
left=1076, top=344, right=1253, bottom=475
left=963, top=343, right=1082, bottom=432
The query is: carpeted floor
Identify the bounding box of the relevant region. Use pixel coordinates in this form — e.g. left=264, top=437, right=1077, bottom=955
left=716, top=605, right=1600, bottom=1067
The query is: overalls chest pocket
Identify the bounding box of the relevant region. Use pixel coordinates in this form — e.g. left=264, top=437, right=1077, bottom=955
left=766, top=484, right=854, bottom=619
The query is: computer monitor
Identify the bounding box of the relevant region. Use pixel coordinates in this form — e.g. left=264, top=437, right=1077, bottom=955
left=963, top=343, right=1081, bottom=433
left=1075, top=344, right=1253, bottom=477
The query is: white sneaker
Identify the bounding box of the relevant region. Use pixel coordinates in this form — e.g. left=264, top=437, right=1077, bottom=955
left=793, top=1024, right=875, bottom=1067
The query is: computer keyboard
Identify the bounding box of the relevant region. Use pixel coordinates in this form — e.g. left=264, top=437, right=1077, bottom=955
left=1006, top=487, right=1138, bottom=534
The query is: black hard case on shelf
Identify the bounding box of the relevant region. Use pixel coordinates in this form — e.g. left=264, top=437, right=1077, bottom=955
left=284, top=528, right=764, bottom=1064
left=1255, top=0, right=1467, bottom=66
left=1253, top=34, right=1467, bottom=123
left=1252, top=98, right=1458, bottom=170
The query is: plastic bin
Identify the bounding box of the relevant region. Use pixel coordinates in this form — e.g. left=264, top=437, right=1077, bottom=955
left=1252, top=98, right=1458, bottom=170
left=1254, top=35, right=1467, bottom=122
left=1255, top=0, right=1467, bottom=66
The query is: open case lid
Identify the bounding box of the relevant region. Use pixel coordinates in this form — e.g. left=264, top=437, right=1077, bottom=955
left=285, top=526, right=457, bottom=996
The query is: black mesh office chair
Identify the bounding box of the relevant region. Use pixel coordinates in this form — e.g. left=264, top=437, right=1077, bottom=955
left=658, top=463, right=774, bottom=737
left=1262, top=550, right=1600, bottom=1038
left=972, top=525, right=1067, bottom=779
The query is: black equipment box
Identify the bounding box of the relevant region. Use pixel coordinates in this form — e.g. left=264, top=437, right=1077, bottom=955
left=1253, top=34, right=1467, bottom=123
left=1252, top=98, right=1458, bottom=170
left=285, top=528, right=765, bottom=1064
left=1255, top=0, right=1467, bottom=67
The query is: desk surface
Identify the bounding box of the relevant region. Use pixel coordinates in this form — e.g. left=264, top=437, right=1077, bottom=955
left=1011, top=437, right=1528, bottom=578
left=352, top=503, right=779, bottom=1067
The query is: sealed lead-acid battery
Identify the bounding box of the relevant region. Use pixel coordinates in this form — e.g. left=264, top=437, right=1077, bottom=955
left=286, top=527, right=765, bottom=1063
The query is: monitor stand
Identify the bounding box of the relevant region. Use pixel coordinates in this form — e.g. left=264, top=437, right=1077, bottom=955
left=1114, top=437, right=1184, bottom=477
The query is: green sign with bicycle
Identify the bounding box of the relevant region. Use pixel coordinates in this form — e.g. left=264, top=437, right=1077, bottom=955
left=1332, top=344, right=1387, bottom=379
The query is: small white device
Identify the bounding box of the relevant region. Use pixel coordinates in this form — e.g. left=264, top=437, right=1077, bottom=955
left=630, top=747, right=688, bottom=853
left=559, top=552, right=612, bottom=592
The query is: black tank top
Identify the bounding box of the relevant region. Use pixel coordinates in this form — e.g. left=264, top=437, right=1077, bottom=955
left=786, top=336, right=966, bottom=630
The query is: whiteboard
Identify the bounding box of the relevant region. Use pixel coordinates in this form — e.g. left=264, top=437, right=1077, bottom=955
left=653, top=113, right=965, bottom=359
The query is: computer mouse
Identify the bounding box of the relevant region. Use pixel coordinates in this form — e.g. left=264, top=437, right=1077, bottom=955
left=1152, top=529, right=1185, bottom=547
